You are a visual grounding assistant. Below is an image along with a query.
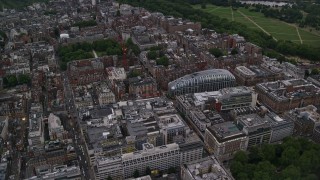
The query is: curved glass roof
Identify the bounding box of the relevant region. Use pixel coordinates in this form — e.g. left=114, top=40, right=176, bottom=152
left=168, top=69, right=235, bottom=90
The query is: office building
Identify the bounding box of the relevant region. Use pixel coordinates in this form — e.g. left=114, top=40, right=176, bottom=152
left=95, top=156, right=123, bottom=180
left=285, top=105, right=320, bottom=137
left=158, top=114, right=186, bottom=144
left=233, top=107, right=294, bottom=146
left=256, top=79, right=320, bottom=113
left=28, top=112, right=44, bottom=148
left=48, top=113, right=66, bottom=140
left=180, top=156, right=232, bottom=180
left=122, top=143, right=181, bottom=179
left=25, top=165, right=81, bottom=180
left=168, top=69, right=236, bottom=96
left=307, top=75, right=320, bottom=87
left=128, top=76, right=160, bottom=98
left=126, top=175, right=152, bottom=180
left=234, top=65, right=284, bottom=86
left=204, top=122, right=247, bottom=162
left=189, top=86, right=257, bottom=112
left=178, top=133, right=204, bottom=165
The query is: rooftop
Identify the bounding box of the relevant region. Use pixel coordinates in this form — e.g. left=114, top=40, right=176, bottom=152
left=287, top=105, right=320, bottom=124
left=169, top=69, right=235, bottom=87
left=207, top=121, right=245, bottom=143
left=236, top=66, right=256, bottom=77
left=257, top=79, right=320, bottom=101
left=184, top=156, right=231, bottom=180
left=158, top=114, right=186, bottom=130
left=97, top=156, right=122, bottom=166
left=128, top=76, right=156, bottom=86
left=122, top=143, right=179, bottom=161
left=126, top=175, right=152, bottom=180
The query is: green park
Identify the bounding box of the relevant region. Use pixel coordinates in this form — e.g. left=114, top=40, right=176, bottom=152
left=193, top=4, right=320, bottom=49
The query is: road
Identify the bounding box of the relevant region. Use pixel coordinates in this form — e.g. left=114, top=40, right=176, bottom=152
left=62, top=72, right=94, bottom=179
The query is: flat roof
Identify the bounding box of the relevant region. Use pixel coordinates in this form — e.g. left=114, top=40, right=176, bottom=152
left=122, top=143, right=179, bottom=161
left=207, top=121, right=245, bottom=142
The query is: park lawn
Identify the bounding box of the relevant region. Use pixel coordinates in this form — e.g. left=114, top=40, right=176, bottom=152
left=194, top=4, right=232, bottom=20
left=233, top=11, right=259, bottom=30
left=193, top=4, right=320, bottom=48
left=298, top=29, right=320, bottom=48
left=236, top=7, right=300, bottom=41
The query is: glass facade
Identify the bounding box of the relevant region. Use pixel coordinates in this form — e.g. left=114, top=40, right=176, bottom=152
left=168, top=69, right=236, bottom=96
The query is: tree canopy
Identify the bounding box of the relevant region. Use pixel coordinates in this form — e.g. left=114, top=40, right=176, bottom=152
left=118, top=0, right=320, bottom=61
left=73, top=20, right=97, bottom=28
left=230, top=137, right=320, bottom=180
left=126, top=38, right=141, bottom=56
left=209, top=48, right=223, bottom=58
left=147, top=51, right=157, bottom=60
left=156, top=56, right=169, bottom=67
left=3, top=74, right=31, bottom=88
left=0, top=0, right=49, bottom=9
left=128, top=70, right=141, bottom=78
left=57, top=39, right=122, bottom=71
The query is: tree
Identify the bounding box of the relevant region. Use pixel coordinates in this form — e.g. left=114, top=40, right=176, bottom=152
left=230, top=138, right=320, bottom=179
left=305, top=174, right=318, bottom=180
left=18, top=74, right=31, bottom=85
left=209, top=48, right=223, bottom=58
left=311, top=68, right=320, bottom=75
left=126, top=38, right=141, bottom=55
left=147, top=51, right=157, bottom=59
left=146, top=166, right=151, bottom=175
left=73, top=20, right=97, bottom=28
left=231, top=48, right=238, bottom=55
left=201, top=3, right=206, bottom=9
left=281, top=165, right=301, bottom=180
left=133, top=169, right=139, bottom=178
left=278, top=55, right=286, bottom=64
left=4, top=75, right=18, bottom=87
left=255, top=161, right=276, bottom=179
left=237, top=172, right=249, bottom=180
left=248, top=146, right=262, bottom=164
left=54, top=27, right=60, bottom=38
left=280, top=147, right=299, bottom=166
left=128, top=70, right=141, bottom=78
left=116, top=10, right=121, bottom=16
left=230, top=161, right=245, bottom=179
left=168, top=167, right=176, bottom=174
left=156, top=56, right=169, bottom=67
left=107, top=176, right=113, bottom=180
left=261, top=144, right=275, bottom=162
left=233, top=151, right=248, bottom=164
left=119, top=0, right=320, bottom=61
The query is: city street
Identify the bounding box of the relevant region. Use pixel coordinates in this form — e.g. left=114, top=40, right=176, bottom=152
left=62, top=72, right=94, bottom=179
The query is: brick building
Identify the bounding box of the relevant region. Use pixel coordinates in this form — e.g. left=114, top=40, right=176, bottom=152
left=128, top=76, right=159, bottom=98
left=160, top=17, right=201, bottom=34
left=256, top=79, right=320, bottom=113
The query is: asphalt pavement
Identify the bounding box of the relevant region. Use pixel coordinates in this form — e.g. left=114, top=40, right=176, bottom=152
left=63, top=72, right=94, bottom=179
